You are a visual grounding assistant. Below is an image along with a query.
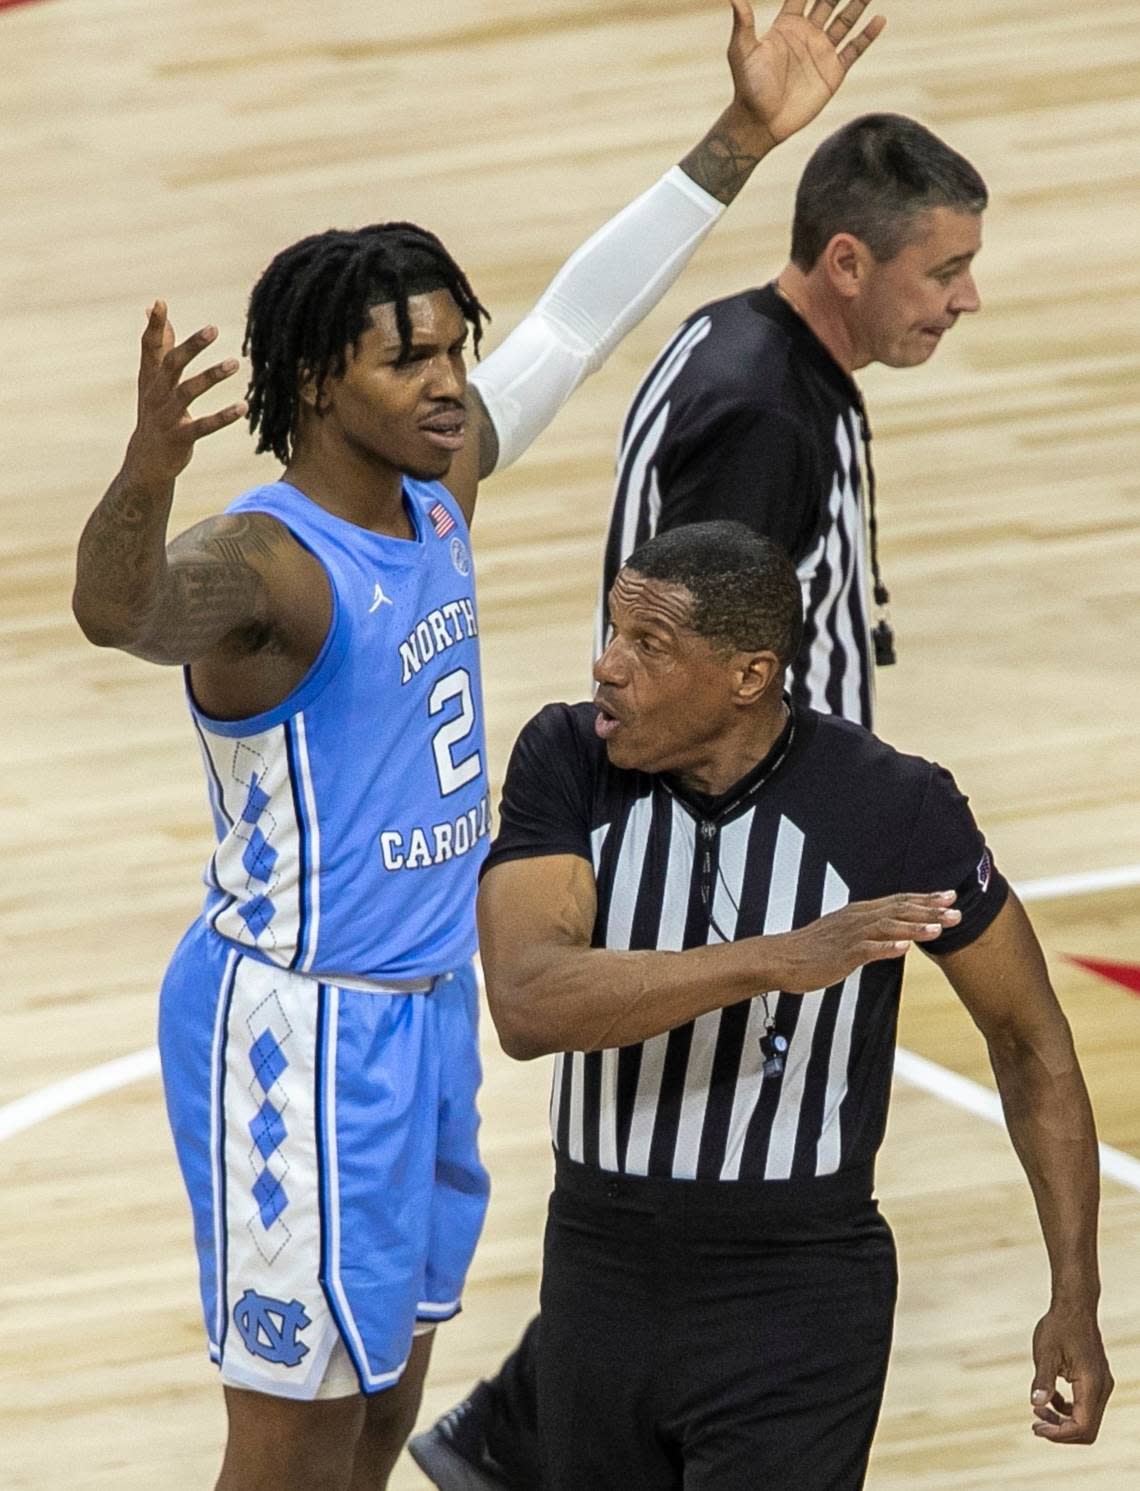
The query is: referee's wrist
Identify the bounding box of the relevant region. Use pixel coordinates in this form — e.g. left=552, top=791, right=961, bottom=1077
left=741, top=930, right=790, bottom=993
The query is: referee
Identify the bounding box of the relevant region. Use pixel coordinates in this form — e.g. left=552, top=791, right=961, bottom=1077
left=411, top=112, right=989, bottom=1490
left=599, top=110, right=986, bottom=727
left=481, top=525, right=1112, bottom=1489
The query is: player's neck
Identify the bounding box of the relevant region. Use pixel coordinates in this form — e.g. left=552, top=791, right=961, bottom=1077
left=775, top=265, right=870, bottom=375
left=283, top=443, right=414, bottom=539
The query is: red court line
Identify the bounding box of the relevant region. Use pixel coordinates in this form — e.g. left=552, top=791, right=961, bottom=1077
left=1067, top=955, right=1140, bottom=997
left=0, top=0, right=54, bottom=11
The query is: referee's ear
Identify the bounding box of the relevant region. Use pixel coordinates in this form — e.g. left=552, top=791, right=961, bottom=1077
left=822, top=232, right=873, bottom=302
left=733, top=651, right=782, bottom=706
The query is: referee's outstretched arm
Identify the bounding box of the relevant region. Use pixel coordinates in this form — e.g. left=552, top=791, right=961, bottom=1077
left=478, top=853, right=957, bottom=1058
left=938, top=891, right=1114, bottom=1445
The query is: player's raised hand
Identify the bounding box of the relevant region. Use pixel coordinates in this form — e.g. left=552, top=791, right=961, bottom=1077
left=727, top=0, right=886, bottom=148
left=126, top=301, right=247, bottom=487
left=771, top=889, right=958, bottom=992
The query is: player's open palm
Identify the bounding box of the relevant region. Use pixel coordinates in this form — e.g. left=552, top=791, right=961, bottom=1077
left=728, top=0, right=886, bottom=146
left=127, top=301, right=246, bottom=487
left=774, top=891, right=959, bottom=992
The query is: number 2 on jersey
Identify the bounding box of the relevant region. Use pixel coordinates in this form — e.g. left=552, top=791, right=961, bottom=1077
left=428, top=668, right=482, bottom=796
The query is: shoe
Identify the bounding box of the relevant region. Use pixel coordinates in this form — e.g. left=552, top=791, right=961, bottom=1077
left=408, top=1385, right=512, bottom=1491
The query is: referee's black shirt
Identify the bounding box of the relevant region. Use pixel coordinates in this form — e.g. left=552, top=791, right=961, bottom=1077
left=485, top=703, right=1008, bottom=1184
left=600, top=284, right=876, bottom=726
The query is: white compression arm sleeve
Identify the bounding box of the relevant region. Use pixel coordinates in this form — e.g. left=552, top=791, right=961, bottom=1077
left=469, top=166, right=724, bottom=473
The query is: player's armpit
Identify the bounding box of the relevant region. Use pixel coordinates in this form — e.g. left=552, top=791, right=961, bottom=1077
left=475, top=384, right=501, bottom=483
left=441, top=385, right=497, bottom=526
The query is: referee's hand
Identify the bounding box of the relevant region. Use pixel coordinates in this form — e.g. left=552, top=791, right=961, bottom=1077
left=773, top=891, right=960, bottom=991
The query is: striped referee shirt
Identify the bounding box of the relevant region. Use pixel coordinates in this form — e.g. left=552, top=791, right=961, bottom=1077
left=486, top=703, right=1007, bottom=1184
left=598, top=285, right=876, bottom=728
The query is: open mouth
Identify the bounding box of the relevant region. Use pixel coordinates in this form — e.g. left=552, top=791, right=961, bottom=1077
left=594, top=702, right=623, bottom=741
left=419, top=416, right=466, bottom=451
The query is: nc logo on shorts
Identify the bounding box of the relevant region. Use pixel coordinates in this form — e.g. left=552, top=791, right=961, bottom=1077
left=450, top=535, right=470, bottom=576
left=233, top=1288, right=312, bottom=1368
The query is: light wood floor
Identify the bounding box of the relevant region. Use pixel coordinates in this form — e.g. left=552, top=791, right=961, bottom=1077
left=1, top=0, right=1138, bottom=1486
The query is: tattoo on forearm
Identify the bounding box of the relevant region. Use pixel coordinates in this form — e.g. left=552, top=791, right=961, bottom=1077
left=75, top=472, right=176, bottom=629
left=679, top=129, right=764, bottom=206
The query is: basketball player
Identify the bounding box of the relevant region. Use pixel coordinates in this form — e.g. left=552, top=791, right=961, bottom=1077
left=481, top=523, right=1112, bottom=1489
left=413, top=105, right=987, bottom=1491
left=70, top=4, right=887, bottom=1487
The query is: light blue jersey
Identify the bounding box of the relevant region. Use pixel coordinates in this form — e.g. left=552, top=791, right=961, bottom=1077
left=188, top=478, right=490, bottom=983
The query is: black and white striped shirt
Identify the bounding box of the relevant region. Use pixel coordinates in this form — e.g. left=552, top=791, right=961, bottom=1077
left=487, top=704, right=1007, bottom=1183
left=598, top=285, right=876, bottom=728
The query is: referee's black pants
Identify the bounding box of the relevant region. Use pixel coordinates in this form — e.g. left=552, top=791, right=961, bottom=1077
left=538, top=1156, right=897, bottom=1491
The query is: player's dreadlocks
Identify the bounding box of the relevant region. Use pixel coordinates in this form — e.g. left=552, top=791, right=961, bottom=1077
left=243, top=222, right=490, bottom=464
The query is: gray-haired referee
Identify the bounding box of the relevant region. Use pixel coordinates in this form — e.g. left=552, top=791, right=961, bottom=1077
left=480, top=525, right=1111, bottom=1489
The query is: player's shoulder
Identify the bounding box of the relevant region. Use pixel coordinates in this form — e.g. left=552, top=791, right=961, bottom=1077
left=218, top=481, right=324, bottom=553
left=167, top=484, right=307, bottom=566
left=224, top=479, right=299, bottom=518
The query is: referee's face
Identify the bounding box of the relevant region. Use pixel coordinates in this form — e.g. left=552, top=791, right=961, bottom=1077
left=594, top=571, right=760, bottom=780
left=859, top=206, right=983, bottom=368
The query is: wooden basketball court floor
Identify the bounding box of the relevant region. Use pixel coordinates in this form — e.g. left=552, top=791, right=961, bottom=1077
left=1, top=0, right=1137, bottom=1485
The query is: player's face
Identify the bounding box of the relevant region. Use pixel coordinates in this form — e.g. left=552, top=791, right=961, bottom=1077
left=317, top=290, right=470, bottom=480
left=858, top=207, right=983, bottom=368
left=593, top=571, right=741, bottom=776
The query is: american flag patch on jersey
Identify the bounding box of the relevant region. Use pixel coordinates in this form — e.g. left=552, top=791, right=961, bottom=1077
left=429, top=501, right=456, bottom=539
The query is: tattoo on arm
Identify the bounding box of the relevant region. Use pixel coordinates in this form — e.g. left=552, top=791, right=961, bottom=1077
left=74, top=470, right=177, bottom=641
left=137, top=513, right=286, bottom=664
left=200, top=515, right=287, bottom=572
left=77, top=506, right=286, bottom=666
left=679, top=126, right=764, bottom=207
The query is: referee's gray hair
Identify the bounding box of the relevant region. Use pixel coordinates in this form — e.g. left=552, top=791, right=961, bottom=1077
left=623, top=522, right=803, bottom=667
left=790, top=113, right=988, bottom=270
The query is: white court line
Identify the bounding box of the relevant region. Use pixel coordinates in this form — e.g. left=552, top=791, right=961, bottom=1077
left=2, top=861, right=1138, bottom=1153
left=892, top=1048, right=1140, bottom=1193
left=0, top=1046, right=160, bottom=1144
left=1016, top=864, right=1140, bottom=903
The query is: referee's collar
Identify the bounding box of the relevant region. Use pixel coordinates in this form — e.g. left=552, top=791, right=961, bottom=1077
left=751, top=282, right=862, bottom=406
left=661, top=698, right=807, bottom=826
